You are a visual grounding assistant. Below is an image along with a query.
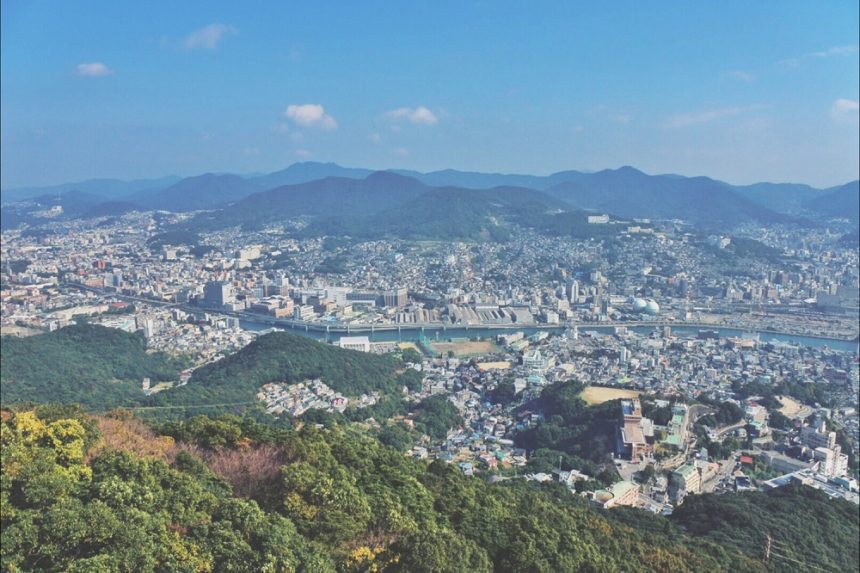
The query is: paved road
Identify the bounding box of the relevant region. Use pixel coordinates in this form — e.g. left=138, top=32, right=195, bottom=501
left=714, top=422, right=747, bottom=438
left=703, top=456, right=737, bottom=493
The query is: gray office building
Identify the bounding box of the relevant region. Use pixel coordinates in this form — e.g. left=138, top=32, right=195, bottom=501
left=204, top=281, right=235, bottom=307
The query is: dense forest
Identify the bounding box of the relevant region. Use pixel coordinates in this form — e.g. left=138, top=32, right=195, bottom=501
left=5, top=406, right=856, bottom=572
left=0, top=325, right=183, bottom=410
left=671, top=486, right=860, bottom=573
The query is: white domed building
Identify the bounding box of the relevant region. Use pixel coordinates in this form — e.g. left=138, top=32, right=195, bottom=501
left=632, top=298, right=647, bottom=312
left=644, top=300, right=660, bottom=315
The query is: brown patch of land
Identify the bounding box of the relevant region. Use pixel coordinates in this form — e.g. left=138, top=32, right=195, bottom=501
left=430, top=339, right=501, bottom=357
left=477, top=361, right=512, bottom=371
left=580, top=386, right=641, bottom=405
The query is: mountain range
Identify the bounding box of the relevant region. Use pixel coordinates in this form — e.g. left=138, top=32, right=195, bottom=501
left=3, top=163, right=858, bottom=236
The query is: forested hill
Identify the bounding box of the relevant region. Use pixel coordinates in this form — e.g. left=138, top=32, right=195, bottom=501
left=1, top=326, right=418, bottom=418
left=671, top=486, right=860, bottom=573
left=145, top=331, right=410, bottom=409
left=0, top=324, right=182, bottom=409
left=8, top=407, right=857, bottom=572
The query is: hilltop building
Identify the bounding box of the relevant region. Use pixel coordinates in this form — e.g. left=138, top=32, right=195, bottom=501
left=336, top=336, right=372, bottom=353
left=618, top=399, right=654, bottom=462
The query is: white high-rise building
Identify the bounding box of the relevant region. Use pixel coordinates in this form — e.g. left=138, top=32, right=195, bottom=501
left=569, top=280, right=580, bottom=304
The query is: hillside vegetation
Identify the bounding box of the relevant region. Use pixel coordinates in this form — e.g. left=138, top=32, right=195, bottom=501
left=0, top=325, right=183, bottom=409
left=145, top=331, right=411, bottom=412
left=13, top=407, right=854, bottom=572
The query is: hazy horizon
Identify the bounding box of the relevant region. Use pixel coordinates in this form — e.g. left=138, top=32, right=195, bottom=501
left=2, top=160, right=859, bottom=194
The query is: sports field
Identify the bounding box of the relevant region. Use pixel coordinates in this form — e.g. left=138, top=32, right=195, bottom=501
left=580, top=386, right=641, bottom=405
left=430, top=339, right=501, bottom=357
left=776, top=395, right=812, bottom=419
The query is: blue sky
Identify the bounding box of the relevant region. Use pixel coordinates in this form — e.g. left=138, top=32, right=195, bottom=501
left=1, top=1, right=858, bottom=188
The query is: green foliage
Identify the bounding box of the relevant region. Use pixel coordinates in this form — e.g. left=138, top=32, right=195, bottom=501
left=145, top=331, right=404, bottom=415
left=6, top=409, right=858, bottom=572
left=399, top=347, right=423, bottom=364
left=411, top=395, right=462, bottom=440
left=491, top=380, right=518, bottom=405
left=395, top=368, right=423, bottom=392
left=671, top=484, right=859, bottom=573
left=297, top=186, right=612, bottom=243
left=145, top=230, right=200, bottom=249
left=515, top=381, right=619, bottom=470
left=642, top=400, right=672, bottom=425
left=0, top=325, right=183, bottom=410
left=723, top=236, right=784, bottom=263
left=6, top=259, right=30, bottom=273
left=190, top=244, right=215, bottom=258
left=714, top=401, right=744, bottom=425
left=1, top=410, right=332, bottom=572
left=314, top=254, right=349, bottom=274
left=732, top=376, right=835, bottom=409
left=768, top=410, right=792, bottom=431
left=376, top=422, right=419, bottom=452
left=388, top=529, right=492, bottom=572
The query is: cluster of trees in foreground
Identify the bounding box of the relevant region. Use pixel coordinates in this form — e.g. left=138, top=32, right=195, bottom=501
left=3, top=405, right=857, bottom=573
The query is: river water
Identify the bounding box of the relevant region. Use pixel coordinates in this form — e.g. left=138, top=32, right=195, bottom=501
left=240, top=320, right=859, bottom=353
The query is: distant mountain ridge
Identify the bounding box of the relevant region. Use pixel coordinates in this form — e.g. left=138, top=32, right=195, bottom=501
left=130, top=173, right=263, bottom=212
left=299, top=182, right=579, bottom=241
left=544, top=166, right=798, bottom=228
left=4, top=162, right=857, bottom=232
left=1, top=175, right=181, bottom=203
left=804, top=180, right=860, bottom=221
left=188, top=171, right=429, bottom=231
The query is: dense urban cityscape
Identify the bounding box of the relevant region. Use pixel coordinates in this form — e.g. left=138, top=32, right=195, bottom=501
left=3, top=195, right=858, bottom=512
left=2, top=3, right=858, bottom=572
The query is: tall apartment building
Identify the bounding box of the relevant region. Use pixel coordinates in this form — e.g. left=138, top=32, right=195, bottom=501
left=384, top=287, right=408, bottom=308
left=204, top=281, right=235, bottom=307
left=800, top=420, right=837, bottom=450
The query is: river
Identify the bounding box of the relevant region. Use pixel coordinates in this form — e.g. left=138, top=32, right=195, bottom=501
left=239, top=320, right=859, bottom=353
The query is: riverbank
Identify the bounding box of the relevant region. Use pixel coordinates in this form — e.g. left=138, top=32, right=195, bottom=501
left=239, top=318, right=859, bottom=353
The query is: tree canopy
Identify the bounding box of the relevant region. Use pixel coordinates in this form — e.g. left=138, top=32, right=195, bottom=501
left=3, top=407, right=856, bottom=572
left=1, top=325, right=183, bottom=410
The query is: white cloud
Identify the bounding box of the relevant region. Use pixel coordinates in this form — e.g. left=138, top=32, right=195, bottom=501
left=779, top=44, right=858, bottom=66
left=664, top=107, right=746, bottom=128
left=285, top=104, right=337, bottom=130
left=184, top=24, right=237, bottom=50
left=391, top=148, right=409, bottom=156
left=368, top=133, right=382, bottom=144
left=809, top=45, right=858, bottom=58
left=384, top=106, right=438, bottom=125
left=725, top=70, right=754, bottom=81
left=831, top=98, right=859, bottom=124
left=295, top=149, right=312, bottom=158
left=76, top=62, right=113, bottom=77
